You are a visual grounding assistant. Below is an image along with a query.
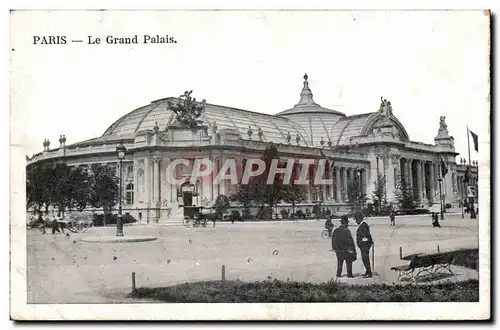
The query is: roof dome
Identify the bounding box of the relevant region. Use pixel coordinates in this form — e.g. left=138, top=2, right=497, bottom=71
left=275, top=74, right=346, bottom=116
left=275, top=74, right=346, bottom=146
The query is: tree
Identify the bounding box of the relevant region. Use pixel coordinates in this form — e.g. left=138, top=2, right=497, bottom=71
left=346, top=173, right=367, bottom=214
left=214, top=195, right=230, bottom=219
left=394, top=176, right=416, bottom=211
left=26, top=161, right=68, bottom=214
left=51, top=162, right=72, bottom=215
left=230, top=143, right=287, bottom=219
left=26, top=162, right=51, bottom=212
left=281, top=183, right=307, bottom=214
left=66, top=166, right=91, bottom=211
left=371, top=173, right=387, bottom=215
left=88, top=164, right=119, bottom=226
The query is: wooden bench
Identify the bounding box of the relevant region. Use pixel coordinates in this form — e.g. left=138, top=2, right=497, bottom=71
left=391, top=252, right=456, bottom=281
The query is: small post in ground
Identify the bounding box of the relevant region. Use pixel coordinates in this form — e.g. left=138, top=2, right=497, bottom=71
left=221, top=265, right=226, bottom=281
left=399, top=246, right=403, bottom=260
left=371, top=243, right=375, bottom=271
left=437, top=244, right=440, bottom=253
left=131, top=272, right=136, bottom=294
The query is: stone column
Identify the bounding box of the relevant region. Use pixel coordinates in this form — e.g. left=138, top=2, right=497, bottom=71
left=210, top=156, right=214, bottom=201
left=220, top=155, right=227, bottom=196
left=429, top=162, right=435, bottom=200
left=422, top=162, right=427, bottom=201
left=153, top=157, right=161, bottom=204
left=335, top=166, right=341, bottom=202
left=144, top=157, right=151, bottom=204
left=163, top=157, right=172, bottom=203
left=415, top=160, right=422, bottom=202
left=133, top=159, right=139, bottom=204
left=320, top=170, right=328, bottom=202
left=365, top=167, right=370, bottom=197
left=329, top=166, right=334, bottom=200
left=359, top=169, right=364, bottom=195
left=343, top=167, right=348, bottom=200
left=407, top=159, right=413, bottom=190
left=402, top=158, right=408, bottom=185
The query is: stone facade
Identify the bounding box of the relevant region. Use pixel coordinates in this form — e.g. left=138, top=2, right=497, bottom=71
left=27, top=76, right=478, bottom=223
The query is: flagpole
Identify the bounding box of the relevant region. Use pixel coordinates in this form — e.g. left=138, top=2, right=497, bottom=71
left=467, top=125, right=471, bottom=165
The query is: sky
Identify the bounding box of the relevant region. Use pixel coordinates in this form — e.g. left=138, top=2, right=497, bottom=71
left=10, top=10, right=490, bottom=161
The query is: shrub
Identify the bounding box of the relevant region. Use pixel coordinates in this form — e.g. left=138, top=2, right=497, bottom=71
left=294, top=210, right=306, bottom=219
left=92, top=213, right=137, bottom=226
left=445, top=203, right=452, bottom=209
left=256, top=207, right=273, bottom=219
left=241, top=208, right=251, bottom=220
left=312, top=205, right=325, bottom=217
left=231, top=210, right=242, bottom=222
left=397, top=208, right=430, bottom=215
left=452, top=249, right=479, bottom=270
left=130, top=279, right=479, bottom=303
left=280, top=209, right=288, bottom=219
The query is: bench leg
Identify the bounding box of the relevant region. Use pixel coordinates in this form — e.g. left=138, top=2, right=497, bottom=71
left=394, top=269, right=414, bottom=281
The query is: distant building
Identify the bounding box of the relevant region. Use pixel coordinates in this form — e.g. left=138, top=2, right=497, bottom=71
left=27, top=75, right=478, bottom=223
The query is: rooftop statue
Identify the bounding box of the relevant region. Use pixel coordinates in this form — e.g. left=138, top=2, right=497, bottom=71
left=379, top=96, right=392, bottom=118
left=437, top=115, right=449, bottom=137
left=167, top=90, right=206, bottom=128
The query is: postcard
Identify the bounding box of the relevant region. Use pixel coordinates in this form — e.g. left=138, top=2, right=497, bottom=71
left=10, top=9, right=490, bottom=320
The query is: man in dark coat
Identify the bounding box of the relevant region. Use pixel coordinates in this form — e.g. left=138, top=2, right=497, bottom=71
left=432, top=213, right=441, bottom=228
left=354, top=211, right=373, bottom=278
left=331, top=215, right=356, bottom=278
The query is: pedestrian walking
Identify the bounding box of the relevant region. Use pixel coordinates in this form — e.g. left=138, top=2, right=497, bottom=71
left=432, top=213, right=441, bottom=228
left=354, top=211, right=373, bottom=278
left=331, top=215, right=356, bottom=278
left=389, top=211, right=396, bottom=226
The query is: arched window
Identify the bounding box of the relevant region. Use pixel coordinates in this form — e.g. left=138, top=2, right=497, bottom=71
left=126, top=183, right=134, bottom=205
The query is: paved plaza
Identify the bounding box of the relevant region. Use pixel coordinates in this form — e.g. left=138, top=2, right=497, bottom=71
left=27, top=214, right=479, bottom=303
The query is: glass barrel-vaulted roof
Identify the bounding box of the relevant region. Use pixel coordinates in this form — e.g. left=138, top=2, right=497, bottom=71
left=329, top=113, right=375, bottom=146
left=90, top=75, right=409, bottom=150
left=102, top=97, right=312, bottom=146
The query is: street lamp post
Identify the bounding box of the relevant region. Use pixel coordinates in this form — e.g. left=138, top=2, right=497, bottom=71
left=116, top=141, right=127, bottom=237
left=437, top=178, right=444, bottom=220
left=316, top=194, right=322, bottom=220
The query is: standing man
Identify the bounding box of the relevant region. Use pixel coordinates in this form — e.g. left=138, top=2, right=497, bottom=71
left=331, top=215, right=356, bottom=278
left=354, top=211, right=373, bottom=278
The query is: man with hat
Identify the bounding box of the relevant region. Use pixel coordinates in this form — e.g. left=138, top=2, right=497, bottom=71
left=354, top=211, right=373, bottom=278
left=331, top=215, right=356, bottom=278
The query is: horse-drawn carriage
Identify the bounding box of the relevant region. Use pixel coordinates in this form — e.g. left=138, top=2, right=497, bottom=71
left=28, top=213, right=94, bottom=234
left=183, top=206, right=218, bottom=228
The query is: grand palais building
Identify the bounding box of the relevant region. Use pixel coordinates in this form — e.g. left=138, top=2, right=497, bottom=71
left=27, top=75, right=478, bottom=224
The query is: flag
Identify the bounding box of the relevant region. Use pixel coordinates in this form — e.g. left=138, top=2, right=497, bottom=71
left=469, top=130, right=478, bottom=152
left=441, top=158, right=448, bottom=177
